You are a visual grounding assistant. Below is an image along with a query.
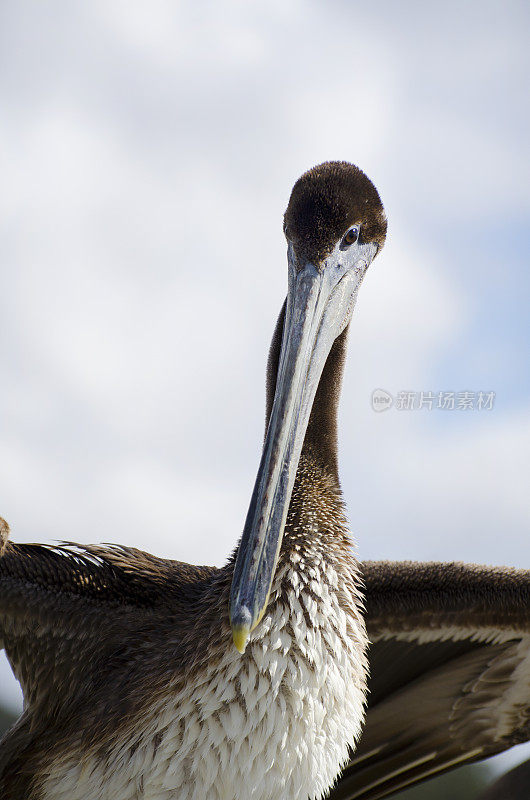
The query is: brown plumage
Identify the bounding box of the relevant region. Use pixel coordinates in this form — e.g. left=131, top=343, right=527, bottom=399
left=330, top=561, right=530, bottom=799
left=1, top=162, right=529, bottom=800
left=0, top=519, right=9, bottom=557
left=2, top=538, right=529, bottom=798
left=284, top=162, right=387, bottom=263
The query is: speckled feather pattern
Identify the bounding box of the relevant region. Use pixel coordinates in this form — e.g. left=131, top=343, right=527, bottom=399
left=1, top=458, right=367, bottom=800
left=44, top=574, right=366, bottom=800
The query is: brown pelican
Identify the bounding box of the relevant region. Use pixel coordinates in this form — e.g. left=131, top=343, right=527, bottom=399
left=0, top=162, right=529, bottom=800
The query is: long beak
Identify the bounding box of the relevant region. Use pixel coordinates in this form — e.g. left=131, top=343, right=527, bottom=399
left=229, top=243, right=371, bottom=652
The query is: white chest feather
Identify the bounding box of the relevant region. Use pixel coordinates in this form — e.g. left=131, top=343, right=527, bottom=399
left=44, top=560, right=367, bottom=800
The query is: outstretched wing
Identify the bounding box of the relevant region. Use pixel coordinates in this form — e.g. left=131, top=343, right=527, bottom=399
left=0, top=537, right=216, bottom=712
left=329, top=561, right=530, bottom=800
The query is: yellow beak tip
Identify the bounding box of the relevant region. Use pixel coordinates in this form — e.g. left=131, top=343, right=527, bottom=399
left=232, top=625, right=250, bottom=654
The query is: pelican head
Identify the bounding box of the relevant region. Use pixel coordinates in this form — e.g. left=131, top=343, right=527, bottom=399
left=230, top=162, right=387, bottom=653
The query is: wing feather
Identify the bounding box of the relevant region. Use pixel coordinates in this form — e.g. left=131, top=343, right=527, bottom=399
left=329, top=561, right=530, bottom=800
left=0, top=539, right=216, bottom=710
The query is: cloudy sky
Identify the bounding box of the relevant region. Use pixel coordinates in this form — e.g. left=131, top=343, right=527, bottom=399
left=1, top=0, right=529, bottom=775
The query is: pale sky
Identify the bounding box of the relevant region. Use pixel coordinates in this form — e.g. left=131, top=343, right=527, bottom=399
left=1, top=0, right=529, bottom=776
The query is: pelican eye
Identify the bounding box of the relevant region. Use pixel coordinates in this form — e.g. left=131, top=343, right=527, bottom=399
left=342, top=226, right=359, bottom=247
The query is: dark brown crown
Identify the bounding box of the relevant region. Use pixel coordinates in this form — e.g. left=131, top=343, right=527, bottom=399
left=284, top=161, right=387, bottom=264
